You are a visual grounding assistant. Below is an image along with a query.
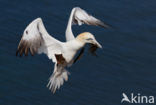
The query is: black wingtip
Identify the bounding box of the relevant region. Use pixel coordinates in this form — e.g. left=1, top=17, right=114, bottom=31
left=16, top=49, right=23, bottom=57
left=100, top=22, right=112, bottom=29
left=16, top=50, right=19, bottom=56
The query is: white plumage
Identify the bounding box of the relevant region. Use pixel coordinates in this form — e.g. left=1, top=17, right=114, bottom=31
left=66, top=7, right=110, bottom=41
left=16, top=7, right=109, bottom=93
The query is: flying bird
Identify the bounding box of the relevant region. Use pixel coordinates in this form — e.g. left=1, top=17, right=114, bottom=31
left=16, top=7, right=110, bottom=93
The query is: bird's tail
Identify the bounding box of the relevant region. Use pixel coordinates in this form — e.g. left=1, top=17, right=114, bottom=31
left=47, top=64, right=70, bottom=93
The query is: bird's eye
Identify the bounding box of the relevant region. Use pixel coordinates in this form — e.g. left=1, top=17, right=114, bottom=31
left=86, top=38, right=93, bottom=41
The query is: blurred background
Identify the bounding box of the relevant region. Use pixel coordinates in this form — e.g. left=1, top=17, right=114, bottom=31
left=0, top=0, right=156, bottom=105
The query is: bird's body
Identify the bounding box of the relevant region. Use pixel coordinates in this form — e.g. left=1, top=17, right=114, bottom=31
left=16, top=7, right=109, bottom=93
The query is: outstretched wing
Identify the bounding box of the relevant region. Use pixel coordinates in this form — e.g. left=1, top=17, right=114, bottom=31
left=16, top=18, right=62, bottom=62
left=16, top=18, right=70, bottom=93
left=73, top=7, right=110, bottom=28
left=65, top=7, right=110, bottom=41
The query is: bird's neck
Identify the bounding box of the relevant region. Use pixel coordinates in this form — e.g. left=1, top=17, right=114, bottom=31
left=65, top=8, right=76, bottom=41
left=66, top=39, right=85, bottom=51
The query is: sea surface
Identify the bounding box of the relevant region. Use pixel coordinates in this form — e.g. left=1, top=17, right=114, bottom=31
left=0, top=0, right=156, bottom=105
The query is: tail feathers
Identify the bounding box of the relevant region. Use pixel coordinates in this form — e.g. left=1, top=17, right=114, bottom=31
left=47, top=69, right=70, bottom=93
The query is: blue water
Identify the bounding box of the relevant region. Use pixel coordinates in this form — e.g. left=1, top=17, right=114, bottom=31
left=0, top=0, right=156, bottom=105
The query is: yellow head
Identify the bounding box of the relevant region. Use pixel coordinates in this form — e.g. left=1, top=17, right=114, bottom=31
left=76, top=32, right=102, bottom=48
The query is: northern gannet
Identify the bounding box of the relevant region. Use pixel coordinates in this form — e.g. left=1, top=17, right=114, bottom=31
left=16, top=7, right=109, bottom=93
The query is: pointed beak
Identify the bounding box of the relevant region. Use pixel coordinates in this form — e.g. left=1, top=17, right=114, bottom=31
left=93, top=39, right=102, bottom=48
